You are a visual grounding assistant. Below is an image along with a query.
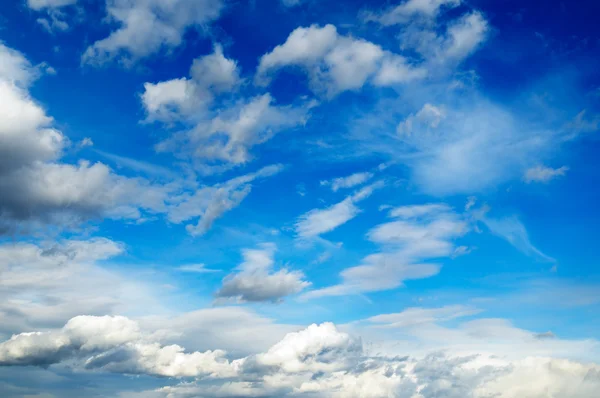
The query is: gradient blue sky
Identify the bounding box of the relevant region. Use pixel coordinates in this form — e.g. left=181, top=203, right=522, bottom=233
left=1, top=0, right=599, bottom=397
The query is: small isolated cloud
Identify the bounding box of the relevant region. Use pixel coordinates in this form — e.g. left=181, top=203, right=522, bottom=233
left=296, top=181, right=383, bottom=238
left=524, top=165, right=569, bottom=183
left=215, top=243, right=310, bottom=303
left=320, top=172, right=373, bottom=192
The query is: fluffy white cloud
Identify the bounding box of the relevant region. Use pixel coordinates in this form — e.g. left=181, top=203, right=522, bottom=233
left=82, top=0, right=224, bottom=65
left=0, top=39, right=281, bottom=234
left=27, top=0, right=77, bottom=10
left=524, top=165, right=569, bottom=183
left=215, top=243, right=310, bottom=303
left=141, top=45, right=240, bottom=123
left=0, top=315, right=239, bottom=378
left=367, top=0, right=489, bottom=67
left=143, top=48, right=311, bottom=170
left=320, top=172, right=373, bottom=192
left=296, top=182, right=383, bottom=238
left=303, top=202, right=467, bottom=298
left=256, top=24, right=426, bottom=96
left=367, top=0, right=462, bottom=26
left=3, top=313, right=600, bottom=398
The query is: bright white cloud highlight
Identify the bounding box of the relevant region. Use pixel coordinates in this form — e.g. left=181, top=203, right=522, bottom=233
left=524, top=165, right=569, bottom=183
left=215, top=243, right=310, bottom=303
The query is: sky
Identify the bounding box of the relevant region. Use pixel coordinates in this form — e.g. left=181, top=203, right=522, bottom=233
left=1, top=0, right=600, bottom=397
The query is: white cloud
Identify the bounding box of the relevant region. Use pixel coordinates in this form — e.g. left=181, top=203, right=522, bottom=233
left=3, top=312, right=600, bottom=398
left=0, top=315, right=239, bottom=378
left=367, top=0, right=462, bottom=26
left=524, top=165, right=569, bottom=183
left=0, top=238, right=169, bottom=335
left=167, top=164, right=284, bottom=236
left=355, top=97, right=558, bottom=195
left=215, top=244, right=310, bottom=303
left=397, top=103, right=445, bottom=135
left=256, top=24, right=426, bottom=96
left=82, top=0, right=224, bottom=65
left=303, top=203, right=467, bottom=298
left=478, top=213, right=555, bottom=262
left=320, top=172, right=373, bottom=192
left=296, top=182, right=383, bottom=238
left=27, top=0, right=77, bottom=10
left=367, top=305, right=481, bottom=328
left=141, top=45, right=240, bottom=124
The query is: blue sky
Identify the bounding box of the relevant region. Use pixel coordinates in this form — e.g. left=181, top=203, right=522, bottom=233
left=1, top=0, right=600, bottom=397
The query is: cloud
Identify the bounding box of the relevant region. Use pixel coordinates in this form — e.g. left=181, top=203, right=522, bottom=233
left=303, top=202, right=467, bottom=298
left=215, top=243, right=310, bottom=303
left=320, top=172, right=373, bottom=192
left=142, top=47, right=312, bottom=170
left=176, top=264, right=219, bottom=273
left=0, top=315, right=239, bottom=378
left=0, top=238, right=168, bottom=335
left=397, top=103, right=445, bottom=135
left=367, top=305, right=481, bottom=328
left=168, top=164, right=284, bottom=236
left=141, top=45, right=240, bottom=123
left=82, top=0, right=224, bottom=65
left=477, top=212, right=555, bottom=262
left=3, top=313, right=600, bottom=398
left=256, top=24, right=426, bottom=96
left=366, top=0, right=462, bottom=26
left=295, top=182, right=383, bottom=238
left=524, top=165, right=569, bottom=183
left=27, top=0, right=77, bottom=10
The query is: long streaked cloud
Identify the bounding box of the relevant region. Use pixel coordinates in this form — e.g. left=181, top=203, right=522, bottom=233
left=303, top=202, right=468, bottom=298
left=295, top=181, right=384, bottom=238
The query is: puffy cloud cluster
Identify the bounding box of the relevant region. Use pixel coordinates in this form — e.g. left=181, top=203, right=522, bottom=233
left=256, top=24, right=427, bottom=96
left=303, top=202, right=467, bottom=298
left=82, top=0, right=224, bottom=65
left=0, top=315, right=239, bottom=378
left=0, top=43, right=283, bottom=234
left=215, top=243, right=310, bottom=303
left=142, top=46, right=313, bottom=171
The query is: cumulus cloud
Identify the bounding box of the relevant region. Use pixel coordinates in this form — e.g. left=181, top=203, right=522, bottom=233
left=366, top=0, right=462, bottom=26
left=142, top=48, right=312, bottom=170
left=524, top=165, right=569, bottom=183
left=82, top=0, right=224, bottom=65
left=141, top=45, right=240, bottom=123
left=215, top=243, right=310, bottom=303
left=0, top=315, right=239, bottom=378
left=320, top=171, right=373, bottom=192
left=295, top=181, right=383, bottom=238
left=303, top=202, right=467, bottom=298
left=0, top=40, right=282, bottom=235
left=3, top=313, right=600, bottom=398
left=256, top=24, right=426, bottom=96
